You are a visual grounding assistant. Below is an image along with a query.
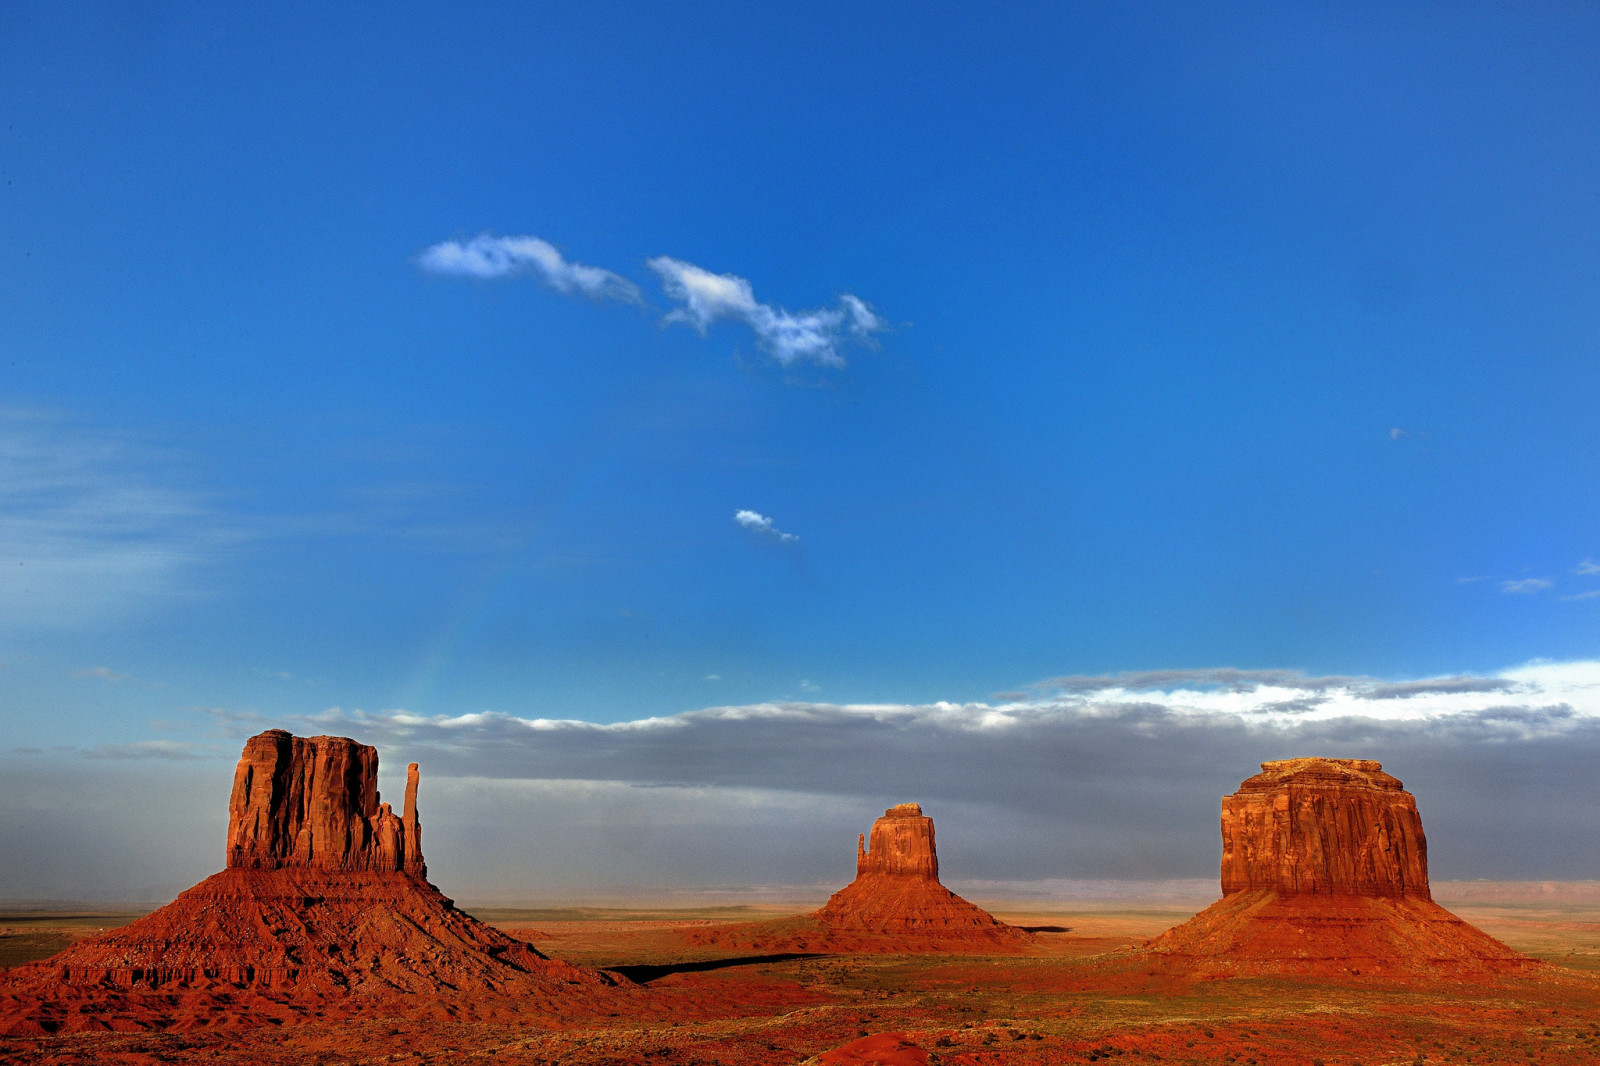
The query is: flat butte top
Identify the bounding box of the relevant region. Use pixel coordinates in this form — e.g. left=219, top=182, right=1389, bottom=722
left=1234, top=757, right=1405, bottom=794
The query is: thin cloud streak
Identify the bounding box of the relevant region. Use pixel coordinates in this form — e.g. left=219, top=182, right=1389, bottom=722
left=0, top=410, right=242, bottom=629
left=417, top=234, right=641, bottom=303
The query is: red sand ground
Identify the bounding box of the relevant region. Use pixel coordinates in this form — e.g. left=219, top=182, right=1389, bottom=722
left=3, top=898, right=1599, bottom=1064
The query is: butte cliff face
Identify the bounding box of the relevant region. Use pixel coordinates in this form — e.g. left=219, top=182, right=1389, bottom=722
left=227, top=729, right=425, bottom=876
left=1143, top=757, right=1529, bottom=979
left=0, top=729, right=620, bottom=1035
left=855, top=803, right=939, bottom=880
left=1219, top=758, right=1428, bottom=899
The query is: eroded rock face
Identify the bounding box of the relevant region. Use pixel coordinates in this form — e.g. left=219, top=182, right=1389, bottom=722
left=856, top=802, right=939, bottom=880
left=1219, top=757, right=1428, bottom=899
left=226, top=729, right=424, bottom=876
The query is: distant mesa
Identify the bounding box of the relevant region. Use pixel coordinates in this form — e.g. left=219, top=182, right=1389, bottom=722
left=0, top=729, right=622, bottom=1035
left=1141, top=758, right=1534, bottom=978
left=692, top=802, right=1030, bottom=953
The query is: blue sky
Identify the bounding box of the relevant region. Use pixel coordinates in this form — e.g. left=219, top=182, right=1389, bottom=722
left=4, top=3, right=1600, bottom=897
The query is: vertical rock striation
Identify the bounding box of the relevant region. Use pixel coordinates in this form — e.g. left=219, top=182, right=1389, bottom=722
left=1219, top=758, right=1428, bottom=898
left=226, top=729, right=425, bottom=877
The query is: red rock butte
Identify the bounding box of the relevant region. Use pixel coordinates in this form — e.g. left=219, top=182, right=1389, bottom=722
left=0, top=729, right=621, bottom=1035
left=227, top=729, right=426, bottom=876
left=692, top=803, right=1029, bottom=953
left=1142, top=758, right=1533, bottom=978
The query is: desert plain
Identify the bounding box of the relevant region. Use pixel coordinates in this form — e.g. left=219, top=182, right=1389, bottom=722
left=3, top=737, right=1598, bottom=1066
left=2, top=887, right=1599, bottom=1065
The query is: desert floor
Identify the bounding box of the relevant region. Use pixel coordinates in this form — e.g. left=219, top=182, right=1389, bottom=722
left=3, top=887, right=1600, bottom=1065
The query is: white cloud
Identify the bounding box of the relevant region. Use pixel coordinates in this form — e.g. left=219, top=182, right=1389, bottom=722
left=1389, top=427, right=1408, bottom=440
left=734, top=509, right=798, bottom=545
left=648, top=257, right=884, bottom=367
left=417, top=234, right=641, bottom=303
left=1561, top=589, right=1600, bottom=601
left=1502, top=578, right=1552, bottom=594
left=1576, top=559, right=1600, bottom=575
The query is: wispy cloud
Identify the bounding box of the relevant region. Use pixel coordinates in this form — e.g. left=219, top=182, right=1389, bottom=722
left=734, top=509, right=798, bottom=544
left=1561, top=589, right=1600, bottom=602
left=0, top=409, right=241, bottom=629
left=417, top=234, right=641, bottom=303
left=73, top=666, right=130, bottom=682
left=1576, top=559, right=1600, bottom=575
left=649, top=257, right=884, bottom=367
left=1502, top=577, right=1552, bottom=594
left=80, top=740, right=215, bottom=761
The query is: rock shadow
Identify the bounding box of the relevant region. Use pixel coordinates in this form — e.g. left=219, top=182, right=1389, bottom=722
left=607, top=952, right=827, bottom=985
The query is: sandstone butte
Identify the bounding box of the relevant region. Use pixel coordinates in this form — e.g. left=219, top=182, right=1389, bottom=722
left=1140, top=757, right=1535, bottom=979
left=0, top=729, right=622, bottom=1036
left=692, top=803, right=1030, bottom=953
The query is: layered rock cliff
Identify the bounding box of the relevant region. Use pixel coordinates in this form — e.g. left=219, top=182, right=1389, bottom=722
left=1220, top=758, right=1428, bottom=899
left=227, top=729, right=425, bottom=876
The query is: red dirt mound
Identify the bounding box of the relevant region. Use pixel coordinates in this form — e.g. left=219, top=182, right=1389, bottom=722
left=1139, top=758, right=1539, bottom=979
left=817, top=1031, right=931, bottom=1065
left=0, top=730, right=625, bottom=1034
left=693, top=803, right=1030, bottom=953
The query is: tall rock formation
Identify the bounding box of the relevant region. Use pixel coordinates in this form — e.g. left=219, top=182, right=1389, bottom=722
left=1219, top=759, right=1428, bottom=898
left=226, top=729, right=425, bottom=875
left=693, top=803, right=1029, bottom=953
left=1142, top=757, right=1530, bottom=979
left=855, top=803, right=939, bottom=880
left=0, top=729, right=622, bottom=1036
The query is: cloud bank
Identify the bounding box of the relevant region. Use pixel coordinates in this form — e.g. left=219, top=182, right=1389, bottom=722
left=11, top=659, right=1600, bottom=902
left=417, top=234, right=641, bottom=303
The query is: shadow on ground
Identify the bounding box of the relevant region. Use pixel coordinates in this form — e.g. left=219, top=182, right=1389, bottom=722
left=607, top=953, right=827, bottom=985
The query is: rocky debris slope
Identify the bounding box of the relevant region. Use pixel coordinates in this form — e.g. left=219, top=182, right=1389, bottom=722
left=0, top=730, right=623, bottom=1035
left=1142, top=758, right=1534, bottom=979
left=693, top=803, right=1029, bottom=953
